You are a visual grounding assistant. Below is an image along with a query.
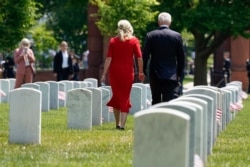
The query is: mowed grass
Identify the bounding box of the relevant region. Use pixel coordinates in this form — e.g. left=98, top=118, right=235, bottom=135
left=1, top=95, right=250, bottom=167
left=206, top=97, right=250, bottom=167
left=0, top=104, right=134, bottom=167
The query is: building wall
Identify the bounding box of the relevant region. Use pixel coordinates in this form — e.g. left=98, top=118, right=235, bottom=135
left=230, top=37, right=250, bottom=91
left=213, top=37, right=250, bottom=91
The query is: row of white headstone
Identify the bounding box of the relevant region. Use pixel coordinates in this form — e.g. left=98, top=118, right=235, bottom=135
left=0, top=78, right=151, bottom=143
left=133, top=81, right=247, bottom=167
left=0, top=78, right=246, bottom=167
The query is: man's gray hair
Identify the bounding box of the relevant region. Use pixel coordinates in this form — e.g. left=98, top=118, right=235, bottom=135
left=158, top=12, right=172, bottom=25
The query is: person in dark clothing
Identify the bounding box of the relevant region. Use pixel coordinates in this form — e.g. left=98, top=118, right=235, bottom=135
left=71, top=57, right=80, bottom=81
left=142, top=12, right=185, bottom=105
left=246, top=59, right=250, bottom=93
left=53, top=41, right=73, bottom=81
left=3, top=56, right=15, bottom=78
left=223, top=51, right=231, bottom=84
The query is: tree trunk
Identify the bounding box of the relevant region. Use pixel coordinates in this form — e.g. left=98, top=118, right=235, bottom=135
left=193, top=52, right=208, bottom=86
left=86, top=3, right=103, bottom=83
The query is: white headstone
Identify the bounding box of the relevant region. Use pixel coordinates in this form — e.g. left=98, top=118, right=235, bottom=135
left=67, top=88, right=92, bottom=130
left=9, top=88, right=41, bottom=144
left=221, top=87, right=233, bottom=123
left=101, top=85, right=115, bottom=122
left=84, top=78, right=98, bottom=88
left=183, top=94, right=214, bottom=155
left=73, top=81, right=81, bottom=89
left=151, top=102, right=198, bottom=167
left=0, top=79, right=10, bottom=103
left=184, top=87, right=217, bottom=145
left=87, top=88, right=102, bottom=126
left=130, top=85, right=142, bottom=114
left=171, top=97, right=207, bottom=162
left=9, top=78, right=16, bottom=90
left=83, top=81, right=93, bottom=87
left=133, top=83, right=147, bottom=110
left=21, top=83, right=40, bottom=90
left=35, top=82, right=50, bottom=112
left=134, top=108, right=190, bottom=167
left=59, top=82, right=66, bottom=107
left=59, top=80, right=73, bottom=93
left=47, top=81, right=59, bottom=110
left=145, top=84, right=152, bottom=108
left=100, top=87, right=111, bottom=123
left=79, top=81, right=88, bottom=88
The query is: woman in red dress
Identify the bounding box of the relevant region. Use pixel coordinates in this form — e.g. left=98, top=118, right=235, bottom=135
left=101, top=20, right=144, bottom=130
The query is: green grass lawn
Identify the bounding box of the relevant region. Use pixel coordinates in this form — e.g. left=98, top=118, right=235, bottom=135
left=0, top=95, right=249, bottom=167
left=0, top=104, right=134, bottom=167
left=206, top=97, right=250, bottom=167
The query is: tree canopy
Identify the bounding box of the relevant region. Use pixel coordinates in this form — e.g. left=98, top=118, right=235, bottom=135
left=157, top=0, right=250, bottom=85
left=0, top=0, right=38, bottom=51
left=92, top=0, right=159, bottom=43
left=94, top=0, right=250, bottom=85
left=36, top=0, right=89, bottom=55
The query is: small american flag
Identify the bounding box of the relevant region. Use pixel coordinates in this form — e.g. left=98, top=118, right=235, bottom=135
left=241, top=92, right=248, bottom=99
left=230, top=103, right=238, bottom=112
left=58, top=91, right=66, bottom=100
left=0, top=89, right=6, bottom=97
left=235, top=101, right=243, bottom=110
left=216, top=109, right=223, bottom=124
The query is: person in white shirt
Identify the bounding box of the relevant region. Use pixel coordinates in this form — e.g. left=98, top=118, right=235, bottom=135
left=53, top=41, right=73, bottom=81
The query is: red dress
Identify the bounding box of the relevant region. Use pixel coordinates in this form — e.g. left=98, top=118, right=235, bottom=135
left=107, top=36, right=142, bottom=112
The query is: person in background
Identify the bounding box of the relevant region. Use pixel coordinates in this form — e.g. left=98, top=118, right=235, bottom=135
left=223, top=51, right=231, bottom=84
left=14, top=38, right=36, bottom=88
left=82, top=50, right=89, bottom=69
left=71, top=56, right=80, bottom=81
left=3, top=56, right=15, bottom=78
left=142, top=12, right=185, bottom=105
left=101, top=20, right=144, bottom=130
left=246, top=59, right=250, bottom=94
left=53, top=41, right=73, bottom=81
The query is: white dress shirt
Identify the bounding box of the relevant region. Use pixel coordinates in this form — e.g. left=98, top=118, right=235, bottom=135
left=62, top=51, right=69, bottom=68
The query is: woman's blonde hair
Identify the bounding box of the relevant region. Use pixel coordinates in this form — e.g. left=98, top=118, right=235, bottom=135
left=20, top=38, right=30, bottom=48
left=117, top=20, right=134, bottom=41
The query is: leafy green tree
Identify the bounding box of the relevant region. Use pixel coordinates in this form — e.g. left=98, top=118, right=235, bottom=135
left=35, top=0, right=89, bottom=55
left=92, top=0, right=159, bottom=43
left=156, top=0, right=250, bottom=85
left=93, top=0, right=250, bottom=85
left=0, top=0, right=38, bottom=51
left=30, top=24, right=58, bottom=69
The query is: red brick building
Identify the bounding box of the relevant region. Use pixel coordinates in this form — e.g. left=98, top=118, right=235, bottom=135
left=213, top=37, right=250, bottom=91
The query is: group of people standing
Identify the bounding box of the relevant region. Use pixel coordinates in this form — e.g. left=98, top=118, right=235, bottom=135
left=8, top=39, right=81, bottom=89
left=2, top=12, right=196, bottom=131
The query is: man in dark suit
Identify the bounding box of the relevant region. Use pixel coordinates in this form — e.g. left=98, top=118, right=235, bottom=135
left=53, top=41, right=73, bottom=81
left=142, top=12, right=185, bottom=105
left=246, top=59, right=250, bottom=94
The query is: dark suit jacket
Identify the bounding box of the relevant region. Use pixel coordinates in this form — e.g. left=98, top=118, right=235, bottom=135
left=142, top=26, right=185, bottom=81
left=53, top=51, right=73, bottom=74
